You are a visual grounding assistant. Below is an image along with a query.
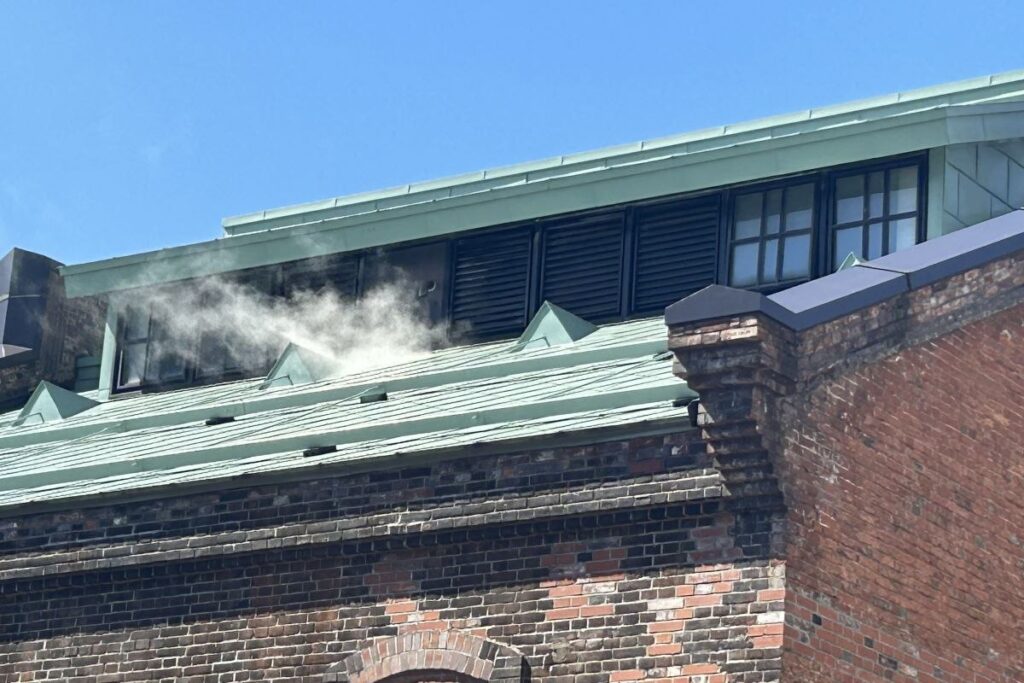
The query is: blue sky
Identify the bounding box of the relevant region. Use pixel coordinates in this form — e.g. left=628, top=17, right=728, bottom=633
left=1, top=1, right=1021, bottom=265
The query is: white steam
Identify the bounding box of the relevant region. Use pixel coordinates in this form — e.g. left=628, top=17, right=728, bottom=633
left=131, top=273, right=446, bottom=381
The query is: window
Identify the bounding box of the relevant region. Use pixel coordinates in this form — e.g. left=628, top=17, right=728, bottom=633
left=116, top=306, right=152, bottom=389
left=728, top=182, right=816, bottom=288
left=829, top=160, right=923, bottom=270
left=114, top=271, right=279, bottom=392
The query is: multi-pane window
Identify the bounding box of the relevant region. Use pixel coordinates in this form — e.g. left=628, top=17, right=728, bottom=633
left=116, top=306, right=151, bottom=389
left=728, top=182, right=815, bottom=288
left=829, top=162, right=922, bottom=270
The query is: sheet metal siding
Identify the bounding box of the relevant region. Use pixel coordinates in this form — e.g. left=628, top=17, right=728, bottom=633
left=943, top=141, right=1024, bottom=232
left=0, top=317, right=691, bottom=510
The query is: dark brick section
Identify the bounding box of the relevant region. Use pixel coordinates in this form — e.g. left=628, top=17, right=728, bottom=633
left=0, top=264, right=106, bottom=411
left=669, top=249, right=1024, bottom=681
left=0, top=434, right=709, bottom=555
left=0, top=433, right=786, bottom=682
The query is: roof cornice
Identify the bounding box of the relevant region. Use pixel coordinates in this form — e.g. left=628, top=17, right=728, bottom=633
left=59, top=72, right=1024, bottom=298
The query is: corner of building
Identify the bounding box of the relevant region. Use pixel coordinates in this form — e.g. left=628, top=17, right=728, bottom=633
left=666, top=212, right=1024, bottom=681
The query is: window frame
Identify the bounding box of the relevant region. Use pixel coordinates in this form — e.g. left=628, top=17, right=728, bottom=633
left=722, top=175, right=822, bottom=292
left=823, top=153, right=928, bottom=272
left=114, top=305, right=153, bottom=391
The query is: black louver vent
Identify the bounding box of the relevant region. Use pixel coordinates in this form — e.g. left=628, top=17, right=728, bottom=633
left=451, top=227, right=533, bottom=339
left=282, top=255, right=359, bottom=297
left=632, top=195, right=720, bottom=313
left=540, top=213, right=625, bottom=321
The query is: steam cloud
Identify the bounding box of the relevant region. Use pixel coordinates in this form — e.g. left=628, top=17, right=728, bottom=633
left=129, top=273, right=446, bottom=382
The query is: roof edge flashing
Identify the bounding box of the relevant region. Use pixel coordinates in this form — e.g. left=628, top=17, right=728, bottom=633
left=222, top=70, right=1024, bottom=235
left=666, top=210, right=1024, bottom=333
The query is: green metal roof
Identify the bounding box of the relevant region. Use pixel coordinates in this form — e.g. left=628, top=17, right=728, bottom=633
left=0, top=316, right=693, bottom=512
left=60, top=70, right=1024, bottom=297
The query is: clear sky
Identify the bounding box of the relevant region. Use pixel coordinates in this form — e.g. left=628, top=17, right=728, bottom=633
left=1, top=1, right=1021, bottom=265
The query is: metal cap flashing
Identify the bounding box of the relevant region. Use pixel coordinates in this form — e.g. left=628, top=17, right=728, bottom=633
left=665, top=210, right=1024, bottom=332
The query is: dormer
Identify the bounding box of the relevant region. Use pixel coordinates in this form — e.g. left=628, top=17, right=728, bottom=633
left=56, top=71, right=1024, bottom=398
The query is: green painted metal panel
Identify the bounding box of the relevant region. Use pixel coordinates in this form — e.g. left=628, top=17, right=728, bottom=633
left=514, top=301, right=597, bottom=351
left=0, top=317, right=668, bottom=451
left=14, top=382, right=99, bottom=426
left=0, top=316, right=694, bottom=509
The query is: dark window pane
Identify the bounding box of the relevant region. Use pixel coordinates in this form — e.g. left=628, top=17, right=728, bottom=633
left=834, top=227, right=863, bottom=269
left=765, top=190, right=782, bottom=234
left=867, top=222, right=884, bottom=260
left=868, top=172, right=884, bottom=218
left=784, top=183, right=814, bottom=231
left=761, top=239, right=779, bottom=282
left=781, top=234, right=811, bottom=280
left=889, top=166, right=918, bottom=214
left=119, top=343, right=147, bottom=387
left=890, top=217, right=917, bottom=252
left=835, top=175, right=864, bottom=224
left=197, top=334, right=229, bottom=377
left=157, top=352, right=187, bottom=383
left=734, top=193, right=762, bottom=239
left=730, top=243, right=759, bottom=287
left=124, top=307, right=151, bottom=341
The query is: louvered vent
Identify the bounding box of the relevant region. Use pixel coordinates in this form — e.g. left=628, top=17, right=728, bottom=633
left=632, top=196, right=720, bottom=313
left=451, top=227, right=533, bottom=339
left=540, top=213, right=625, bottom=321
left=282, top=254, right=359, bottom=298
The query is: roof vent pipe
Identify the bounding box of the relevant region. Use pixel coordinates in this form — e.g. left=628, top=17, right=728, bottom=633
left=303, top=445, right=337, bottom=457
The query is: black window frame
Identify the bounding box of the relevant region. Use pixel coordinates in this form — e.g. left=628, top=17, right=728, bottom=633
left=723, top=176, right=821, bottom=292
left=824, top=153, right=927, bottom=271
left=114, top=305, right=153, bottom=391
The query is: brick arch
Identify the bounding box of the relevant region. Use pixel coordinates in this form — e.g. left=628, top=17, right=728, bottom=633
left=323, top=632, right=528, bottom=683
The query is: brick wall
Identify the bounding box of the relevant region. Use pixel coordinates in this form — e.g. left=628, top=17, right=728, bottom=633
left=669, top=251, right=1024, bottom=682
left=0, top=434, right=787, bottom=683
left=778, top=285, right=1024, bottom=681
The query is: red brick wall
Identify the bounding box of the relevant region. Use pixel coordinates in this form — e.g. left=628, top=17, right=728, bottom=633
left=778, top=301, right=1024, bottom=681
left=0, top=435, right=786, bottom=682
left=667, top=252, right=1024, bottom=682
